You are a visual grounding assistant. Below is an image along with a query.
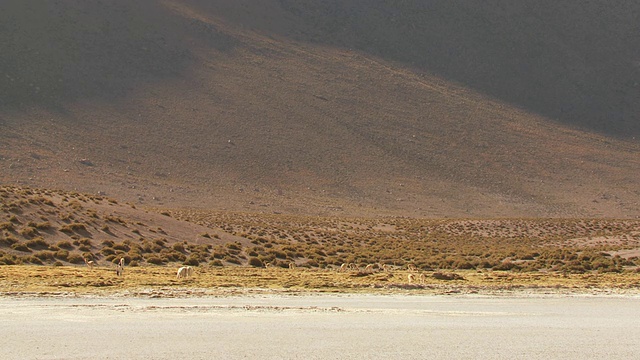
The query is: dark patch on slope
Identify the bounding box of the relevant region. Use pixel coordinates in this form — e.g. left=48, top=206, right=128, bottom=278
left=0, top=0, right=236, bottom=112
left=203, top=0, right=640, bottom=137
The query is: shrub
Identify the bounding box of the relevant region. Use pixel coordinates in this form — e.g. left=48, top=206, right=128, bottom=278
left=432, top=272, right=465, bottom=281
left=248, top=257, right=264, bottom=267
left=0, top=253, right=20, bottom=265
left=172, top=243, right=185, bottom=253
left=493, top=261, right=518, bottom=271
left=210, top=259, right=223, bottom=267
left=34, top=222, right=51, bottom=230
left=56, top=241, right=74, bottom=250
left=126, top=251, right=142, bottom=262
left=55, top=250, right=69, bottom=261
left=19, top=226, right=38, bottom=237
left=59, top=223, right=87, bottom=233
left=77, top=238, right=92, bottom=246
left=183, top=257, right=199, bottom=266
left=113, top=243, right=130, bottom=252
left=25, top=237, right=48, bottom=249
left=101, top=239, right=115, bottom=247
left=11, top=243, right=31, bottom=252
left=145, top=256, right=165, bottom=265
left=273, top=250, right=288, bottom=259
left=224, top=255, right=241, bottom=265
left=34, top=251, right=55, bottom=262
left=101, top=247, right=116, bottom=256
left=78, top=245, right=92, bottom=252
left=67, top=253, right=85, bottom=264
left=0, top=222, right=14, bottom=231
left=0, top=235, right=18, bottom=247
left=25, top=255, right=43, bottom=265
left=301, top=259, right=319, bottom=268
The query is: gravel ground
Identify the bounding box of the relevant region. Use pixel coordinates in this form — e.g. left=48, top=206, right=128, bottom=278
left=1, top=293, right=639, bottom=359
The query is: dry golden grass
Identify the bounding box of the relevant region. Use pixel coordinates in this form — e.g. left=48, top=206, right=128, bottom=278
left=2, top=186, right=639, bottom=269
left=2, top=186, right=640, bottom=297
left=1, top=265, right=639, bottom=297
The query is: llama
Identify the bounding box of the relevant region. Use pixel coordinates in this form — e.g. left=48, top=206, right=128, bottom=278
left=407, top=264, right=417, bottom=272
left=364, top=264, right=374, bottom=273
left=288, top=262, right=296, bottom=270
left=83, top=257, right=95, bottom=270
left=177, top=266, right=194, bottom=279
left=418, top=273, right=426, bottom=284
left=115, top=258, right=125, bottom=276
left=407, top=273, right=415, bottom=283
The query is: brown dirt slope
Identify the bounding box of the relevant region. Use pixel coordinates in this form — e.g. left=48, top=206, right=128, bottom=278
left=0, top=186, right=243, bottom=267
left=1, top=1, right=639, bottom=217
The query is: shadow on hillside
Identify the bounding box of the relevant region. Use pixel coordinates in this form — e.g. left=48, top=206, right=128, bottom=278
left=0, top=0, right=236, bottom=111
left=248, top=0, right=640, bottom=137
left=2, top=1, right=637, bottom=138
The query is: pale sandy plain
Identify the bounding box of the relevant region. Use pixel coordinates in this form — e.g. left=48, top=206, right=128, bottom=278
left=1, top=293, right=639, bottom=359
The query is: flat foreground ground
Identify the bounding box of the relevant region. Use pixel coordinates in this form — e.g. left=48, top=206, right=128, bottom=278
left=1, top=294, right=639, bottom=359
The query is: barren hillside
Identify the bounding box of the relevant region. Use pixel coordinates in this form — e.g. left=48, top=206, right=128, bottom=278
left=1, top=1, right=639, bottom=217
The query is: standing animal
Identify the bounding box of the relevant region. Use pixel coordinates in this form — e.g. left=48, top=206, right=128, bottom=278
left=177, top=266, right=194, bottom=279
left=418, top=273, right=426, bottom=284
left=408, top=273, right=415, bottom=283
left=115, top=258, right=125, bottom=276
left=83, top=257, right=95, bottom=270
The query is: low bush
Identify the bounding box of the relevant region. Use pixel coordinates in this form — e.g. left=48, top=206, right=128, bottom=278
left=183, top=257, right=199, bottom=266
left=248, top=257, right=263, bottom=267
left=55, top=250, right=69, bottom=261
left=67, top=253, right=85, bottom=264
left=145, top=255, right=165, bottom=265
left=11, top=243, right=31, bottom=252
left=56, top=240, right=74, bottom=250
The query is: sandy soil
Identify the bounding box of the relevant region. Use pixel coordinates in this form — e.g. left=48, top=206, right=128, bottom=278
left=1, top=294, right=639, bottom=359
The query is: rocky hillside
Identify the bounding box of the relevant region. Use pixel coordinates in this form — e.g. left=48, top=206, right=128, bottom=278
left=1, top=1, right=639, bottom=217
